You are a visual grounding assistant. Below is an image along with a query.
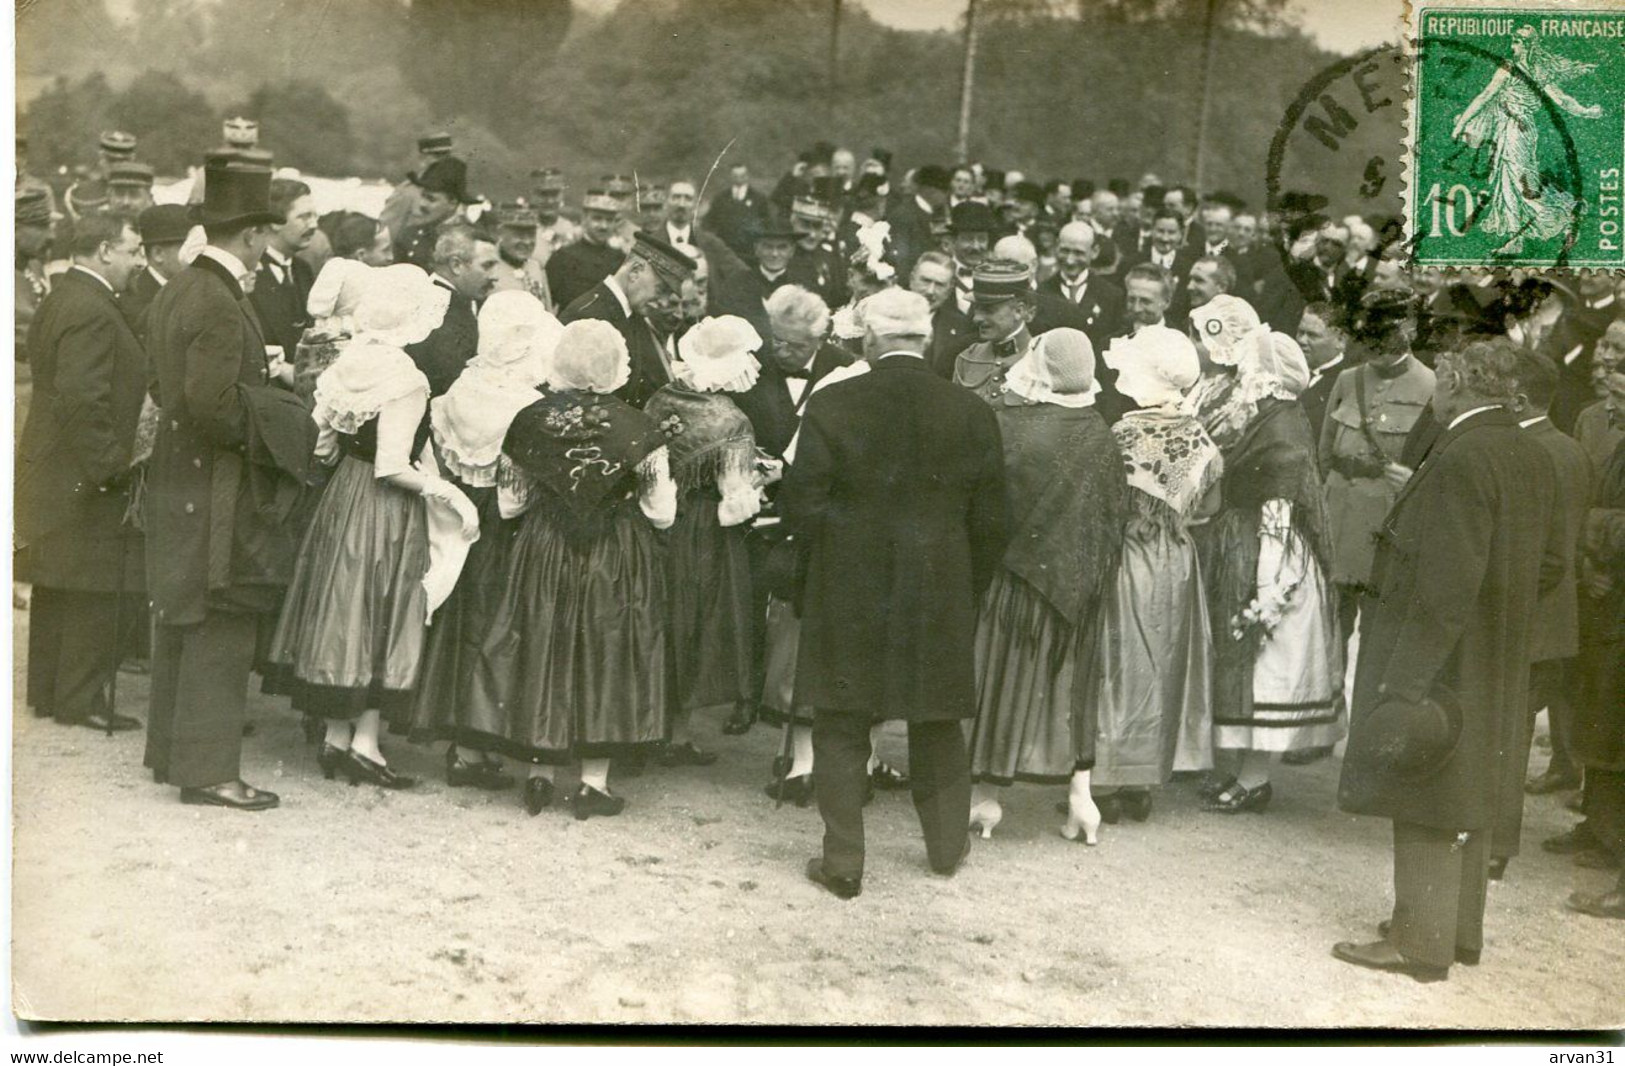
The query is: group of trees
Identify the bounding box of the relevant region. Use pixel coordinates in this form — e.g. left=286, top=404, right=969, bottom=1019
left=16, top=0, right=1397, bottom=214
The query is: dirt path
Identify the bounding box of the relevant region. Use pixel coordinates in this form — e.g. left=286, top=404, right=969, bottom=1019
left=10, top=608, right=1622, bottom=1028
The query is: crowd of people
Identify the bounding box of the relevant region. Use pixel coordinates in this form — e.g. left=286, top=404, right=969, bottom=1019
left=13, top=122, right=1625, bottom=984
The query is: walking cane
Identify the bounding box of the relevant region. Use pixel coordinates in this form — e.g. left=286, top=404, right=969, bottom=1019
left=104, top=508, right=132, bottom=738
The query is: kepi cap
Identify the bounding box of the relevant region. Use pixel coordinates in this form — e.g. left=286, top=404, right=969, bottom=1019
left=16, top=187, right=55, bottom=227
left=971, top=257, right=1035, bottom=304
left=107, top=161, right=155, bottom=188
left=99, top=130, right=137, bottom=158
left=630, top=231, right=698, bottom=291
left=417, top=131, right=454, bottom=156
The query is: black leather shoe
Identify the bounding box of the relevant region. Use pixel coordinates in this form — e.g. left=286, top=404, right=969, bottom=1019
left=1543, top=825, right=1597, bottom=854
left=765, top=774, right=814, bottom=807
left=721, top=704, right=757, bottom=736
left=1197, top=773, right=1236, bottom=801
left=180, top=781, right=280, bottom=811
left=805, top=857, right=861, bottom=900
left=656, top=741, right=718, bottom=767
left=523, top=776, right=555, bottom=816
left=317, top=743, right=348, bottom=780
left=62, top=711, right=141, bottom=733
left=447, top=747, right=515, bottom=790
left=1281, top=745, right=1332, bottom=765
left=1525, top=769, right=1581, bottom=795
left=1202, top=781, right=1272, bottom=814
left=1332, top=940, right=1448, bottom=983
left=343, top=750, right=416, bottom=790
left=1565, top=889, right=1625, bottom=920
left=1376, top=920, right=1479, bottom=965
left=572, top=784, right=626, bottom=821
left=1119, top=789, right=1153, bottom=823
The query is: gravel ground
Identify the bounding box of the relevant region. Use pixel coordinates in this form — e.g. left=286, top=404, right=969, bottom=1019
left=10, top=605, right=1623, bottom=1029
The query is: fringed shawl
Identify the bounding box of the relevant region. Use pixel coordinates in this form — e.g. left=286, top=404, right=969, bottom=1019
left=995, top=404, right=1129, bottom=628
left=501, top=391, right=660, bottom=525
left=1113, top=408, right=1223, bottom=520
left=643, top=385, right=757, bottom=495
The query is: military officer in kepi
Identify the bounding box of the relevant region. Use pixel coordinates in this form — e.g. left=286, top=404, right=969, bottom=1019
left=545, top=186, right=627, bottom=312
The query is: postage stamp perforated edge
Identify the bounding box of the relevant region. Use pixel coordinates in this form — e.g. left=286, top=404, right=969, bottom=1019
left=1401, top=0, right=1625, bottom=275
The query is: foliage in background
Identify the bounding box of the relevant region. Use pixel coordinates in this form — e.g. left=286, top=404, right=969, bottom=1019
left=16, top=0, right=1400, bottom=212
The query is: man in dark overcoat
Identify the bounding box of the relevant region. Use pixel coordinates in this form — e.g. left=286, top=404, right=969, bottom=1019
left=143, top=161, right=316, bottom=811
left=122, top=205, right=192, bottom=342
left=783, top=288, right=1008, bottom=899
left=16, top=213, right=150, bottom=731
left=1491, top=350, right=1592, bottom=876
left=1335, top=337, right=1562, bottom=981
left=561, top=232, right=696, bottom=410
left=545, top=188, right=627, bottom=311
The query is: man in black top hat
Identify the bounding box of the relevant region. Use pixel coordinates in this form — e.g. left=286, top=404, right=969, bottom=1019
left=123, top=204, right=192, bottom=338
left=545, top=187, right=626, bottom=311
left=143, top=160, right=317, bottom=812
left=561, top=232, right=696, bottom=410
left=887, top=164, right=949, bottom=283
left=398, top=155, right=475, bottom=270
left=17, top=212, right=150, bottom=734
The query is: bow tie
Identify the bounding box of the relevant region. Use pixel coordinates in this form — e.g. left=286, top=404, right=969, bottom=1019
left=783, top=364, right=813, bottom=380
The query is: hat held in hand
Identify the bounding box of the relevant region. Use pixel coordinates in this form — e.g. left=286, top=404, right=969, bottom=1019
left=1345, top=689, right=1462, bottom=778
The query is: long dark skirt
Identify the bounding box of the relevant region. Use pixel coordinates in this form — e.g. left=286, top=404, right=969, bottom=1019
left=668, top=491, right=754, bottom=712
left=468, top=497, right=671, bottom=764
left=398, top=486, right=518, bottom=746
left=969, top=570, right=1101, bottom=786
left=265, top=455, right=429, bottom=723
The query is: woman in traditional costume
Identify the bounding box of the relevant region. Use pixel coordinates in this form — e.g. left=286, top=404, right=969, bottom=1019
left=644, top=315, right=765, bottom=766
left=407, top=290, right=561, bottom=794
left=967, top=329, right=1127, bottom=843
left=1188, top=295, right=1342, bottom=814
left=268, top=264, right=478, bottom=789
left=1091, top=325, right=1222, bottom=823
left=474, top=319, right=677, bottom=820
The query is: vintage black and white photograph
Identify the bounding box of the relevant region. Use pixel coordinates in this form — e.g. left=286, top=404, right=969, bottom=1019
left=7, top=0, right=1625, bottom=1035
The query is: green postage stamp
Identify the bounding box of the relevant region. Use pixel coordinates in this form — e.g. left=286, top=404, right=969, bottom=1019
left=1407, top=0, right=1625, bottom=270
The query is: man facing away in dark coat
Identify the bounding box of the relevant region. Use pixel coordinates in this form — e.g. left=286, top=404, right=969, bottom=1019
left=1335, top=337, right=1562, bottom=982
left=16, top=213, right=150, bottom=732
left=1491, top=350, right=1593, bottom=876
left=783, top=288, right=1008, bottom=899
left=143, top=161, right=316, bottom=812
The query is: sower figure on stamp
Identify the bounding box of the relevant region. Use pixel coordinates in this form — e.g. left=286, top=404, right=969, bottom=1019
left=783, top=288, right=1008, bottom=899
left=1335, top=338, right=1562, bottom=982
left=143, top=161, right=317, bottom=811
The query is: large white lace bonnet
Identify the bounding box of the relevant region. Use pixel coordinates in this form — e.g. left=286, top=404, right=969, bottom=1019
left=675, top=315, right=763, bottom=394
left=1104, top=324, right=1200, bottom=408
left=547, top=319, right=631, bottom=395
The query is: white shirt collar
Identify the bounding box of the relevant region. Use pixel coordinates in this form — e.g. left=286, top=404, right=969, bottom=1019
left=1518, top=414, right=1548, bottom=429
left=199, top=246, right=250, bottom=284
left=878, top=350, right=925, bottom=361
left=916, top=194, right=933, bottom=214
left=1448, top=404, right=1500, bottom=430
left=666, top=222, right=691, bottom=244
left=1062, top=269, right=1089, bottom=290
left=603, top=273, right=632, bottom=317
left=1310, top=353, right=1344, bottom=380
left=70, top=264, right=115, bottom=293
left=148, top=264, right=170, bottom=287
left=264, top=245, right=291, bottom=266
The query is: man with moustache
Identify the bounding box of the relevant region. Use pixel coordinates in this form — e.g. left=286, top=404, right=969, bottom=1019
left=1124, top=210, right=1196, bottom=318
left=528, top=168, right=581, bottom=266
left=545, top=187, right=626, bottom=310
left=17, top=212, right=151, bottom=732
left=953, top=258, right=1037, bottom=405
left=249, top=178, right=319, bottom=360
left=397, top=155, right=475, bottom=271
left=653, top=178, right=745, bottom=287
left=913, top=251, right=974, bottom=378
left=406, top=226, right=500, bottom=397
left=945, top=202, right=997, bottom=318
left=705, top=162, right=769, bottom=260
left=487, top=202, right=553, bottom=309
left=716, top=210, right=799, bottom=340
